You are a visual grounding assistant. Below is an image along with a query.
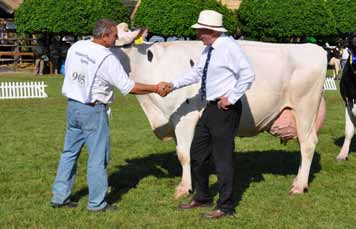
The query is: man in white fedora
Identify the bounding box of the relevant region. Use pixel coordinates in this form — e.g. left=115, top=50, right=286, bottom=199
left=162, top=10, right=255, bottom=219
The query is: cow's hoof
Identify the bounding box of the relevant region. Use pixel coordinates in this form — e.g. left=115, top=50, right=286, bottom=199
left=174, top=187, right=190, bottom=199
left=336, top=155, right=348, bottom=161
left=288, top=185, right=308, bottom=195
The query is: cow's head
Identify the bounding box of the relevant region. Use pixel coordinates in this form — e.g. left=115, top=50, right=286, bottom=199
left=113, top=41, right=203, bottom=84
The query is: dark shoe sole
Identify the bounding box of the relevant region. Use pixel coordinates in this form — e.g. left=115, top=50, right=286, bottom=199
left=178, top=202, right=213, bottom=210
left=203, top=210, right=235, bottom=219
left=51, top=201, right=78, bottom=208
left=88, top=204, right=117, bottom=212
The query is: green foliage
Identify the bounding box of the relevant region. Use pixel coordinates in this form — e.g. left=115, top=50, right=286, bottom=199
left=238, top=0, right=336, bottom=41
left=15, top=0, right=130, bottom=35
left=133, top=0, right=237, bottom=37
left=326, top=0, right=356, bottom=35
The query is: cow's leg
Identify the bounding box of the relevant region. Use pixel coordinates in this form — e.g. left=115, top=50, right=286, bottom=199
left=337, top=107, right=355, bottom=160
left=289, top=95, right=321, bottom=194
left=289, top=129, right=317, bottom=194
left=332, top=68, right=336, bottom=79
left=335, top=60, right=340, bottom=79
left=173, top=112, right=200, bottom=199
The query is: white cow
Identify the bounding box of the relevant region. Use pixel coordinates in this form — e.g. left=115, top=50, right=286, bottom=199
left=112, top=40, right=327, bottom=198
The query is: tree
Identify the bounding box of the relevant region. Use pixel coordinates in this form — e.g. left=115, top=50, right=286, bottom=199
left=326, top=0, right=356, bottom=36
left=133, top=0, right=237, bottom=38
left=237, top=0, right=336, bottom=42
left=15, top=0, right=130, bottom=35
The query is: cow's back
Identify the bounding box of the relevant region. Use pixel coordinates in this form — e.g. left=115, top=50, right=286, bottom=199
left=116, top=40, right=326, bottom=138
left=237, top=41, right=327, bottom=136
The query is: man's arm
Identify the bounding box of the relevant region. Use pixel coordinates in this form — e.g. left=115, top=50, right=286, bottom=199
left=225, top=47, right=255, bottom=104
left=218, top=45, right=255, bottom=110
left=102, top=56, right=170, bottom=97
left=129, top=82, right=170, bottom=97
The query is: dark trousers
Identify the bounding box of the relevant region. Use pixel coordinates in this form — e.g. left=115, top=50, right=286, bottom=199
left=191, top=100, right=242, bottom=213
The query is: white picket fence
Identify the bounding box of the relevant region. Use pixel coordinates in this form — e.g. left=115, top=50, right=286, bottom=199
left=0, top=78, right=339, bottom=100
left=0, top=81, right=48, bottom=99
left=324, top=77, right=337, bottom=91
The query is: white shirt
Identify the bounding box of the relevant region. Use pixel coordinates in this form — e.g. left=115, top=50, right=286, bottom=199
left=62, top=40, right=134, bottom=104
left=62, top=40, right=112, bottom=103
left=342, top=47, right=349, bottom=60
left=91, top=54, right=135, bottom=104
left=171, top=35, right=255, bottom=104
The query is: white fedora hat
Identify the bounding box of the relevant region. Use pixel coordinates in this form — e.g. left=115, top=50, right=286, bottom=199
left=191, top=10, right=227, bottom=32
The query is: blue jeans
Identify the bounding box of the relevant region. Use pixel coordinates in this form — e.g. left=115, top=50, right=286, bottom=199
left=51, top=99, right=110, bottom=211
left=341, top=59, right=347, bottom=70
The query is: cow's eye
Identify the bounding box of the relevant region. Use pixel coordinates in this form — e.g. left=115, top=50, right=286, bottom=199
left=147, top=50, right=153, bottom=62
left=190, top=59, right=195, bottom=67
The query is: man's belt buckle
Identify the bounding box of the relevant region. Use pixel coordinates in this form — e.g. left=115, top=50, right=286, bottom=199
left=207, top=99, right=219, bottom=105
left=86, top=101, right=106, bottom=106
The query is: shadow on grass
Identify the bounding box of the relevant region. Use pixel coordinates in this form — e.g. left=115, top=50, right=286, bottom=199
left=107, top=151, right=181, bottom=204
left=71, top=150, right=321, bottom=209
left=70, top=151, right=180, bottom=203
left=230, top=150, right=320, bottom=207
left=334, top=136, right=356, bottom=155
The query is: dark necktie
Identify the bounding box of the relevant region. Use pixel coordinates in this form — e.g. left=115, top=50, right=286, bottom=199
left=201, top=46, right=213, bottom=101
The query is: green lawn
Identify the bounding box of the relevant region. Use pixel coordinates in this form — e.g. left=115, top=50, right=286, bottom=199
left=0, top=73, right=355, bottom=228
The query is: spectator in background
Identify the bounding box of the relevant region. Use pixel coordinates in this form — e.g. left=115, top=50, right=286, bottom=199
left=341, top=46, right=349, bottom=70
left=49, top=36, right=61, bottom=75
left=233, top=27, right=244, bottom=40
left=134, top=27, right=148, bottom=45
left=166, top=36, right=178, bottom=42
left=59, top=42, right=70, bottom=75
left=0, top=22, right=5, bottom=44
left=148, top=35, right=165, bottom=43
left=33, top=39, right=47, bottom=75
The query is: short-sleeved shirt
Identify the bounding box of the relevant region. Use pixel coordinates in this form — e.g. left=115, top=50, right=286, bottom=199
left=91, top=54, right=135, bottom=104
left=342, top=47, right=349, bottom=60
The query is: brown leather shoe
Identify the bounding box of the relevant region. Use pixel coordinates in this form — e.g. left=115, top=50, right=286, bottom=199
left=203, top=209, right=234, bottom=219
left=178, top=200, right=213, bottom=210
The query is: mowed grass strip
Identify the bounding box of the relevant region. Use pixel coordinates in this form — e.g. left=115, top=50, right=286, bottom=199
left=0, top=74, right=355, bottom=228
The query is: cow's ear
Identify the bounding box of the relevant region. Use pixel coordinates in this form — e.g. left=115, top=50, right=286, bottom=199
left=147, top=49, right=154, bottom=62
left=190, top=59, right=195, bottom=67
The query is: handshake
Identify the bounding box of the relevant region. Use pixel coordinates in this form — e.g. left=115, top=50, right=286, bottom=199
left=155, top=82, right=173, bottom=97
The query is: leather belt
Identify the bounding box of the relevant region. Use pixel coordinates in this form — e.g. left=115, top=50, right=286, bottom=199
left=68, top=98, right=106, bottom=107
left=207, top=99, right=219, bottom=105
left=86, top=101, right=106, bottom=106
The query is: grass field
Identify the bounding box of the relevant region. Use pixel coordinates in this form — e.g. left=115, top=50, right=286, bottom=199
left=0, top=73, right=355, bottom=228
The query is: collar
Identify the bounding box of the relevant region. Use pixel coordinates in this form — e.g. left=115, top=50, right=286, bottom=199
left=202, top=34, right=228, bottom=53
left=90, top=40, right=111, bottom=50
left=211, top=34, right=227, bottom=49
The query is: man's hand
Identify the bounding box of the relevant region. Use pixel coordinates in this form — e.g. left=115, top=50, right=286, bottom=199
left=156, top=82, right=173, bottom=97
left=218, top=96, right=231, bottom=110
